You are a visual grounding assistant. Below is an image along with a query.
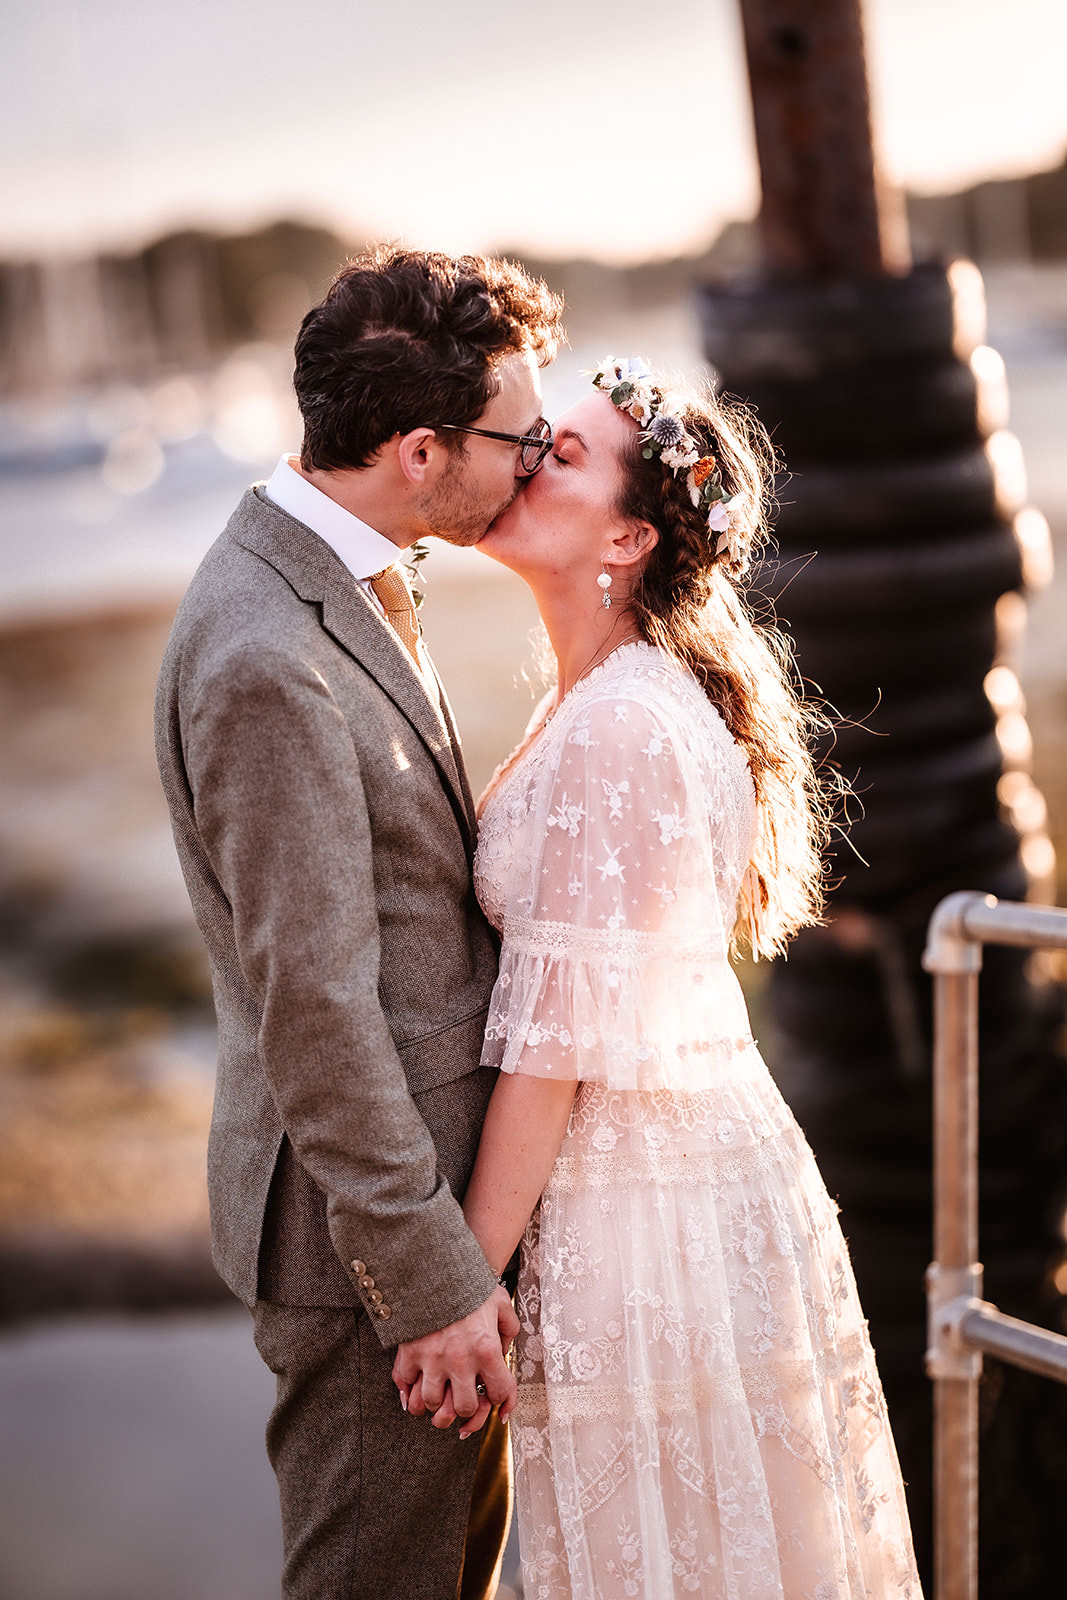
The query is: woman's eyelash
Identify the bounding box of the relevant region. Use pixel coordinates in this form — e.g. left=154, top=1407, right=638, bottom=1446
left=553, top=453, right=569, bottom=466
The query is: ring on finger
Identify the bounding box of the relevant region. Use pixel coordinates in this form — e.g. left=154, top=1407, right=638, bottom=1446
left=475, top=1382, right=487, bottom=1397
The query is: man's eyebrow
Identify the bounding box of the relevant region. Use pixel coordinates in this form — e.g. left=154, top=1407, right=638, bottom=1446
left=555, top=427, right=589, bottom=453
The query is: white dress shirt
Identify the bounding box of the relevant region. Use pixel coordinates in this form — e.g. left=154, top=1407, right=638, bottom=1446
left=263, top=455, right=407, bottom=615
left=263, top=454, right=436, bottom=692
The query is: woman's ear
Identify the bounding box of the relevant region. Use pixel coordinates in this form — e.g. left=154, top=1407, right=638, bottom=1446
left=603, top=519, right=659, bottom=570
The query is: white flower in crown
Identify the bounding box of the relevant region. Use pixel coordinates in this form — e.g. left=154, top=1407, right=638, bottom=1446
left=711, top=494, right=747, bottom=564
left=656, top=390, right=687, bottom=417
left=622, top=356, right=652, bottom=382
left=596, top=355, right=651, bottom=390
left=662, top=441, right=700, bottom=473
left=627, top=385, right=657, bottom=425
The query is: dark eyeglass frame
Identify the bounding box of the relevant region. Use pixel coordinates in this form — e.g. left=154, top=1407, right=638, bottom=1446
left=431, top=418, right=553, bottom=475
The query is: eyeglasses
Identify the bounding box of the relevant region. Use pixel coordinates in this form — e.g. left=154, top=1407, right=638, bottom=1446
left=431, top=416, right=553, bottom=476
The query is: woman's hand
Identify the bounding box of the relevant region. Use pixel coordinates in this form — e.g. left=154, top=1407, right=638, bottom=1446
left=398, top=1372, right=508, bottom=1439
left=398, top=1074, right=576, bottom=1436
left=391, top=1283, right=518, bottom=1436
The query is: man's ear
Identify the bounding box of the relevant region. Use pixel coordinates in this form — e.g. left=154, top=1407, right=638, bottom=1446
left=603, top=520, right=659, bottom=570
left=395, top=427, right=449, bottom=487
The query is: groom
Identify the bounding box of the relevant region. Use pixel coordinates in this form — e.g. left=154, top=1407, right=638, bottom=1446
left=155, top=245, right=563, bottom=1598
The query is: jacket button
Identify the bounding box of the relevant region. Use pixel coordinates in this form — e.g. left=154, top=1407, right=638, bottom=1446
left=368, top=1289, right=383, bottom=1305
left=359, top=1274, right=375, bottom=1291
left=352, top=1260, right=367, bottom=1276
left=376, top=1305, right=392, bottom=1319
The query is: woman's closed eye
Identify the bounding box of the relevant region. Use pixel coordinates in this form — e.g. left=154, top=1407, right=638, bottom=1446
left=552, top=452, right=571, bottom=467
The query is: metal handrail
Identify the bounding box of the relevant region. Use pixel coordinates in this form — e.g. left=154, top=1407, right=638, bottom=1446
left=922, top=892, right=1067, bottom=1600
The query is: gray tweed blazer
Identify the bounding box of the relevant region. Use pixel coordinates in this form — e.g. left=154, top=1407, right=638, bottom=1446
left=155, top=487, right=500, bottom=1346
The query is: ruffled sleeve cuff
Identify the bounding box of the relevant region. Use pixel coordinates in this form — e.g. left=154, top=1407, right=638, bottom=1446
left=480, top=917, right=755, bottom=1094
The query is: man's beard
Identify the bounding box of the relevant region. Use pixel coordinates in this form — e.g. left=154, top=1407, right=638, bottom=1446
left=421, top=456, right=518, bottom=547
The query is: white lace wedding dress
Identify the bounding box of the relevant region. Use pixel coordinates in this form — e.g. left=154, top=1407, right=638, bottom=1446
left=474, top=642, right=921, bottom=1600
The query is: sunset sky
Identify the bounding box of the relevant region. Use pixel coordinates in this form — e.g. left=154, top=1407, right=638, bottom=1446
left=4, top=0, right=1067, bottom=263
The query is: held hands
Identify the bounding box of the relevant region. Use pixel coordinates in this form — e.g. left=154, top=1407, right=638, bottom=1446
left=392, top=1072, right=573, bottom=1437
left=392, top=1283, right=519, bottom=1440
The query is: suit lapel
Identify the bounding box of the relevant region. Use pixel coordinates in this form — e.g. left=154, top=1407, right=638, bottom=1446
left=230, top=490, right=475, bottom=854
left=320, top=582, right=474, bottom=852
left=429, top=663, right=479, bottom=838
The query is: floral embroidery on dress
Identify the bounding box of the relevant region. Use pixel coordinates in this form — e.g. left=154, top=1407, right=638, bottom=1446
left=596, top=845, right=625, bottom=884
left=547, top=793, right=586, bottom=837
left=670, top=1512, right=720, bottom=1592
left=651, top=806, right=687, bottom=845
left=601, top=777, right=630, bottom=821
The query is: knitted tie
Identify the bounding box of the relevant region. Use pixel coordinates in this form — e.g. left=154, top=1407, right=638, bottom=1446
left=369, top=564, right=422, bottom=667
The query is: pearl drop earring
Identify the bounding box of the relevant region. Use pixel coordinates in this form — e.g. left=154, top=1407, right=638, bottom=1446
left=597, top=565, right=613, bottom=609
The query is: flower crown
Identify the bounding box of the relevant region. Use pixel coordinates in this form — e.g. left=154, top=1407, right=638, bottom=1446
left=592, top=356, right=745, bottom=566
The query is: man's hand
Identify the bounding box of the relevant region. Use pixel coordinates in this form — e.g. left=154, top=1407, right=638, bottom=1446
left=392, top=1284, right=519, bottom=1436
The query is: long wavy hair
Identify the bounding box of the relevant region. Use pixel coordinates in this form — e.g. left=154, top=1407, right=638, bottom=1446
left=612, top=379, right=832, bottom=958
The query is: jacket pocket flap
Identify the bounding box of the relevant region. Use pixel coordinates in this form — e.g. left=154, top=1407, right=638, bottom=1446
left=396, top=1005, right=490, bottom=1095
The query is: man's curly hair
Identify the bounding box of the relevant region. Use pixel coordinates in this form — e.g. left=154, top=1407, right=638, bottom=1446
left=294, top=244, right=564, bottom=472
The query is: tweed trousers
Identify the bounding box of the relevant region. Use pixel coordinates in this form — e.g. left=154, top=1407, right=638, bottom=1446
left=251, top=1301, right=511, bottom=1600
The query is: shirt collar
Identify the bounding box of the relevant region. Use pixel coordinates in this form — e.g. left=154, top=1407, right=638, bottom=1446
left=263, top=455, right=406, bottom=581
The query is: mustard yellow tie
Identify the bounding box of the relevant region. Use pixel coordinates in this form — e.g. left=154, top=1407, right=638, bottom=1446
left=369, top=564, right=422, bottom=667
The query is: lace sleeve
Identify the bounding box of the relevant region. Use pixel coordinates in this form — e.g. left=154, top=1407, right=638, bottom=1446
left=481, top=689, right=754, bottom=1091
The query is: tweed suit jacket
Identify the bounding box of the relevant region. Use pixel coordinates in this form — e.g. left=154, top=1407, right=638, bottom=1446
left=155, top=487, right=501, bottom=1346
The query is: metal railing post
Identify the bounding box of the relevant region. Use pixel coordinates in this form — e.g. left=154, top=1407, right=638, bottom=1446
left=929, top=969, right=981, bottom=1600
left=925, top=895, right=986, bottom=1600
left=924, top=892, right=1067, bottom=1600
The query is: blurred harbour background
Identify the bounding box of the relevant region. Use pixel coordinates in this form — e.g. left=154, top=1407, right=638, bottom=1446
left=3, top=246, right=1066, bottom=1600
left=3, top=1, right=1067, bottom=1595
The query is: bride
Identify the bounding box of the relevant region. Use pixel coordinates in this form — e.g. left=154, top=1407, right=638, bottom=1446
left=400, top=358, right=921, bottom=1598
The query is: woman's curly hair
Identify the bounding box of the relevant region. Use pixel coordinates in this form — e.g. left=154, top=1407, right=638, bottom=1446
left=614, top=380, right=832, bottom=958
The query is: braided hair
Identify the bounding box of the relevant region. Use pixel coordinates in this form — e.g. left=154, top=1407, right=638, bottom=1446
left=613, top=382, right=831, bottom=958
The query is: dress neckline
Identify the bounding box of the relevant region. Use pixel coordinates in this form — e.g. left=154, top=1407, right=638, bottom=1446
left=548, top=639, right=655, bottom=722
left=476, top=642, right=661, bottom=820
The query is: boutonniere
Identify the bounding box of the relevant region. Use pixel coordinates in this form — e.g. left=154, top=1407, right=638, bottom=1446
left=405, top=541, right=430, bottom=609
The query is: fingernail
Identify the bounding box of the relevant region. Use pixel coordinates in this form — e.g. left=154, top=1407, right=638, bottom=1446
left=459, top=1430, right=471, bottom=1441
left=399, top=1393, right=407, bottom=1412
